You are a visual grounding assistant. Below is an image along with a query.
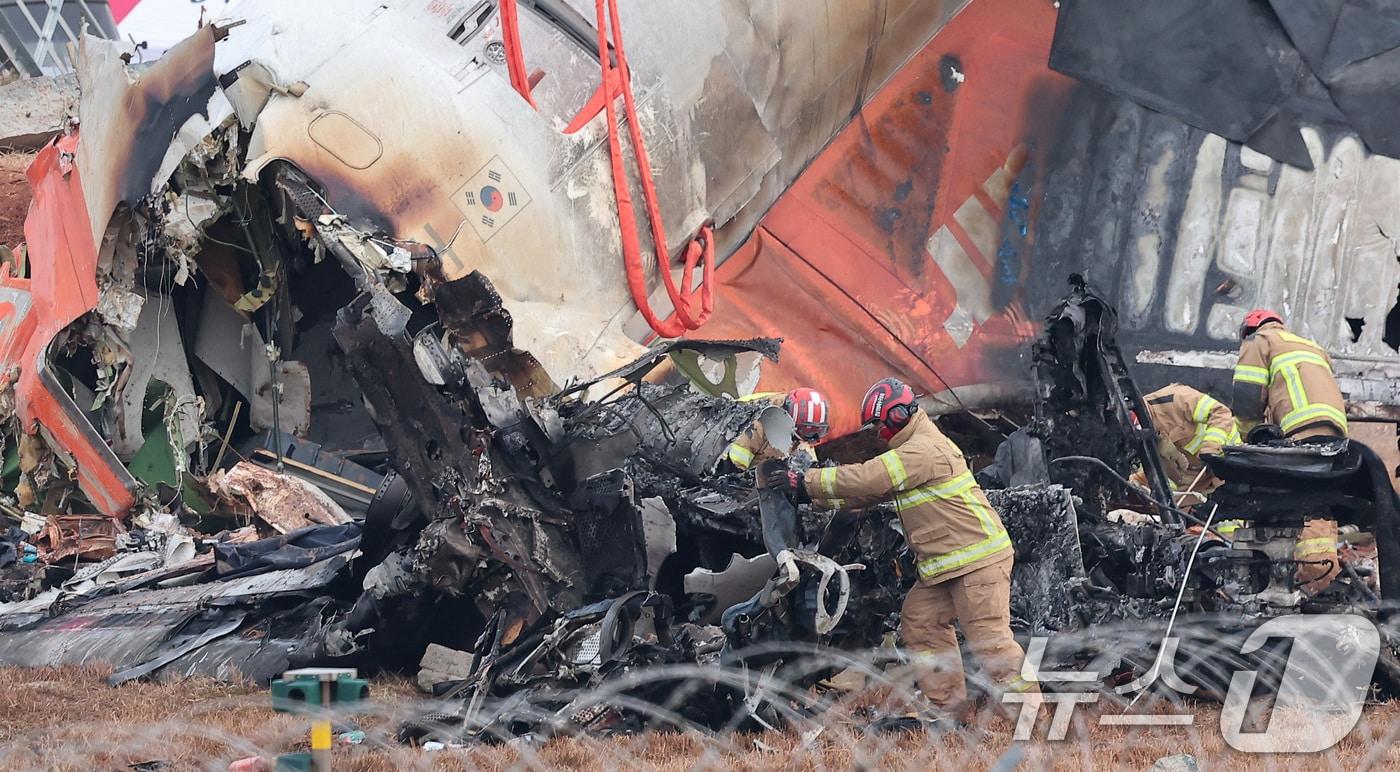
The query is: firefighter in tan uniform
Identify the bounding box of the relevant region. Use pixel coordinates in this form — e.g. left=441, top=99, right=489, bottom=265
left=1231, top=309, right=1346, bottom=590
left=720, top=388, right=828, bottom=472
left=763, top=378, right=1036, bottom=712
left=1138, top=383, right=1242, bottom=494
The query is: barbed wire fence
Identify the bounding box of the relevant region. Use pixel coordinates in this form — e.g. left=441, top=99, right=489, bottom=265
left=3, top=613, right=1398, bottom=771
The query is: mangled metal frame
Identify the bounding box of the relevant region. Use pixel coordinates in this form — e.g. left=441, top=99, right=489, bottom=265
left=2, top=4, right=1400, bottom=742
left=0, top=9, right=864, bottom=706
left=1022, top=276, right=1400, bottom=686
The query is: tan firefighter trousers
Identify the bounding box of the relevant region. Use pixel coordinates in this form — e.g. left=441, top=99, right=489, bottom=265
left=901, top=555, right=1037, bottom=708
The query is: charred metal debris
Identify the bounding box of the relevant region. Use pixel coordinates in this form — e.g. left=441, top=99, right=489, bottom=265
left=6, top=199, right=1400, bottom=738
left=2, top=40, right=1400, bottom=744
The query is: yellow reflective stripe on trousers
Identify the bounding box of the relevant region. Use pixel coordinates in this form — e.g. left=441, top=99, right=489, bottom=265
left=916, top=531, right=1012, bottom=581
left=893, top=471, right=977, bottom=510
left=1233, top=364, right=1268, bottom=385
left=1281, top=403, right=1348, bottom=434
left=725, top=443, right=754, bottom=469
left=1295, top=536, right=1335, bottom=557
left=818, top=466, right=844, bottom=509
left=879, top=450, right=909, bottom=491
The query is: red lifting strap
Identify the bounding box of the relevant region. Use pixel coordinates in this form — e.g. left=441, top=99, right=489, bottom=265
left=589, top=0, right=714, bottom=337
left=498, top=0, right=538, bottom=109
left=496, top=0, right=714, bottom=338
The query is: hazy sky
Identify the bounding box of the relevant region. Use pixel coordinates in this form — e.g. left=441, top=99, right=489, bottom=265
left=114, top=0, right=243, bottom=58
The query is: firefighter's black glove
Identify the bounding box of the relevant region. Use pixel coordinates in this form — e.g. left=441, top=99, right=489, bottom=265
left=759, top=459, right=810, bottom=504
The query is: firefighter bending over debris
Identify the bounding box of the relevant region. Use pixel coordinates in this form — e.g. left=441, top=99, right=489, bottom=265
left=720, top=388, right=829, bottom=472
left=1231, top=309, right=1347, bottom=590
left=1138, top=383, right=1241, bottom=495
left=763, top=377, right=1037, bottom=713
left=1231, top=309, right=1348, bottom=439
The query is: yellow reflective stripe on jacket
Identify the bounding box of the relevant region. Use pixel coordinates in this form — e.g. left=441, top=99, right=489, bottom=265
left=725, top=442, right=754, bottom=470
left=818, top=466, right=844, bottom=509
left=1277, top=330, right=1323, bottom=348
left=1280, top=404, right=1349, bottom=434
left=1203, top=428, right=1231, bottom=444
left=893, top=471, right=977, bottom=510
left=1182, top=394, right=1226, bottom=454
left=961, top=491, right=1000, bottom=537
left=917, top=531, right=1012, bottom=581
left=1184, top=424, right=1208, bottom=453
left=737, top=391, right=783, bottom=403
left=1192, top=394, right=1221, bottom=423
left=1269, top=350, right=1331, bottom=378
left=1233, top=364, right=1269, bottom=385
left=879, top=451, right=909, bottom=492
left=1004, top=675, right=1037, bottom=693
left=1266, top=349, right=1346, bottom=434
left=1185, top=426, right=1232, bottom=454
left=1295, top=536, right=1335, bottom=557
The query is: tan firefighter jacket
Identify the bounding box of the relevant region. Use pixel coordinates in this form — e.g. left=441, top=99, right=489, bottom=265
left=802, top=410, right=1011, bottom=585
left=1143, top=383, right=1242, bottom=465
left=1232, top=321, right=1347, bottom=438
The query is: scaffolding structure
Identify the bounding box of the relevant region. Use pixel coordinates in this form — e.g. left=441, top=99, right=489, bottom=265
left=0, top=0, right=117, bottom=77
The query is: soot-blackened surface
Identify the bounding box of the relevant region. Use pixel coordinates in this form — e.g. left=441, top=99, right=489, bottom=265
left=989, top=485, right=1087, bottom=636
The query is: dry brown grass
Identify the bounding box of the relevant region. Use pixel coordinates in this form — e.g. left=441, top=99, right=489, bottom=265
left=0, top=665, right=1396, bottom=771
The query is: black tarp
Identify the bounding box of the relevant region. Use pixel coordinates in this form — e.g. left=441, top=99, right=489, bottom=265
left=1050, top=0, right=1400, bottom=169
left=213, top=523, right=362, bottom=579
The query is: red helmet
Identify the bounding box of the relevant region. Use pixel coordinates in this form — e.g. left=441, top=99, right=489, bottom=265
left=860, top=377, right=918, bottom=441
left=1241, top=308, right=1283, bottom=339
left=782, top=387, right=829, bottom=442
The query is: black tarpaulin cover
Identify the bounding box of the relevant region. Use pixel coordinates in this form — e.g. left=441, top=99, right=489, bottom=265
left=214, top=523, right=362, bottom=579
left=1050, top=0, right=1400, bottom=169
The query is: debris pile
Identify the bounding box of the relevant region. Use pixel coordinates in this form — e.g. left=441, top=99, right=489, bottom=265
left=0, top=4, right=1396, bottom=750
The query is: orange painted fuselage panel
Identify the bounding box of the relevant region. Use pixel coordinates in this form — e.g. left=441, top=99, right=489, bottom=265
left=701, top=0, right=1072, bottom=436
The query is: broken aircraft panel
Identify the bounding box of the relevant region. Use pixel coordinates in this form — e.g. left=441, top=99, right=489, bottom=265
left=685, top=0, right=1400, bottom=443
left=0, top=277, right=1393, bottom=739
left=1, top=0, right=1400, bottom=745
left=0, top=0, right=978, bottom=520
left=67, top=0, right=975, bottom=398
left=14, top=0, right=1400, bottom=526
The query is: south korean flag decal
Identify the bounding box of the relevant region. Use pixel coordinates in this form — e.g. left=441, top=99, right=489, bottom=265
left=454, top=156, right=532, bottom=241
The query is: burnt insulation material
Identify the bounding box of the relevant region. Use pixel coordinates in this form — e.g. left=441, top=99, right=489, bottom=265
left=987, top=485, right=1087, bottom=636
left=570, top=384, right=767, bottom=479
left=1050, top=0, right=1400, bottom=168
